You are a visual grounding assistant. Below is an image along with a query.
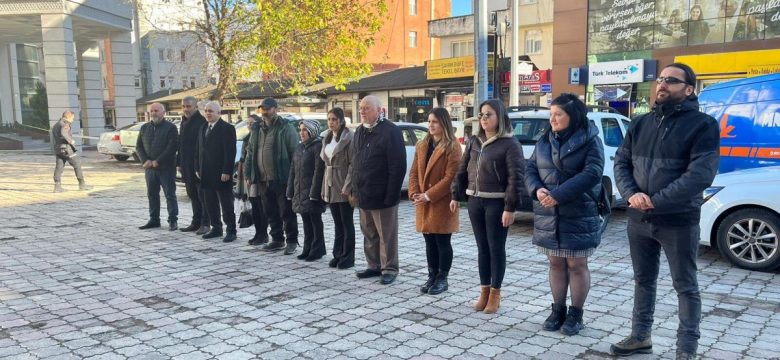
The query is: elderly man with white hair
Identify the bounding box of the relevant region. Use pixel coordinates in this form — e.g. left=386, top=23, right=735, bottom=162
left=346, top=95, right=406, bottom=285
left=196, top=101, right=238, bottom=243
left=137, top=102, right=180, bottom=230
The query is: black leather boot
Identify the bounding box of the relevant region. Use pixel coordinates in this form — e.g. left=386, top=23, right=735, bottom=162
left=542, top=303, right=567, bottom=331
left=420, top=267, right=436, bottom=294
left=560, top=306, right=584, bottom=335
left=427, top=271, right=448, bottom=295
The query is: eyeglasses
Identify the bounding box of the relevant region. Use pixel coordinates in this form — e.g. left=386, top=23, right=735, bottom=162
left=478, top=112, right=494, bottom=118
left=656, top=76, right=689, bottom=85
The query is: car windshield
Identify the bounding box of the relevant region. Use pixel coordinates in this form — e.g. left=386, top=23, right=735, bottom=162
left=127, top=122, right=145, bottom=131
left=511, top=118, right=550, bottom=144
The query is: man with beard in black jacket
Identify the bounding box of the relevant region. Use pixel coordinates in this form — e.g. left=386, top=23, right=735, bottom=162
left=610, top=63, right=719, bottom=360
left=137, top=102, right=180, bottom=231
left=178, top=96, right=210, bottom=235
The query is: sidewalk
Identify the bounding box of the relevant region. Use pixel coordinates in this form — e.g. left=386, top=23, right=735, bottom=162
left=0, top=152, right=778, bottom=359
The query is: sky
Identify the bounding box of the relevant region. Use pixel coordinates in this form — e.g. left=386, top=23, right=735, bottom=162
left=452, top=0, right=472, bottom=16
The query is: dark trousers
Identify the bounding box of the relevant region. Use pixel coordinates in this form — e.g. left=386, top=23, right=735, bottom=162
left=184, top=178, right=209, bottom=227
left=259, top=181, right=298, bottom=244
left=145, top=167, right=178, bottom=223
left=300, top=212, right=326, bottom=257
left=423, top=233, right=453, bottom=274
left=329, top=202, right=355, bottom=266
left=204, top=186, right=236, bottom=233
left=248, top=196, right=269, bottom=242
left=627, top=219, right=701, bottom=354
left=467, top=197, right=508, bottom=289
left=53, top=155, right=84, bottom=183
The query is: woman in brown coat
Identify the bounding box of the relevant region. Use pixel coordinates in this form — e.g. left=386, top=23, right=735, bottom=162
left=409, top=108, right=462, bottom=295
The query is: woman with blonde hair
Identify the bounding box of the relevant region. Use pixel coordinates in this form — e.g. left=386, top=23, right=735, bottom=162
left=409, top=108, right=462, bottom=295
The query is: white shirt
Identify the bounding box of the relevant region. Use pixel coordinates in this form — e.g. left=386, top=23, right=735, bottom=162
left=324, top=136, right=338, bottom=160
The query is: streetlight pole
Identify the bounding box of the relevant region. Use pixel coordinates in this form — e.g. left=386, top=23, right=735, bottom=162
left=474, top=0, right=488, bottom=106
left=510, top=0, right=519, bottom=106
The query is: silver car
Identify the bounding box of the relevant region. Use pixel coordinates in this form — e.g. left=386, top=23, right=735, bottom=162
left=97, top=123, right=136, bottom=161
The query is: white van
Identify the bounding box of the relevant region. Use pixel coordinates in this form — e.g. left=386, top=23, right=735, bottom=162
left=503, top=106, right=631, bottom=211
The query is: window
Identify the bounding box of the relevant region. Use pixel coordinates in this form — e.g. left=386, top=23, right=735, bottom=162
left=182, top=77, right=188, bottom=88
left=412, top=129, right=428, bottom=144
left=168, top=76, right=174, bottom=87
left=160, top=76, right=167, bottom=88
left=525, top=30, right=542, bottom=54
left=158, top=49, right=165, bottom=61
left=134, top=77, right=141, bottom=88
left=409, top=0, right=417, bottom=15
left=601, top=118, right=624, bottom=147
left=451, top=40, right=474, bottom=57
left=409, top=31, right=417, bottom=48
left=190, top=77, right=196, bottom=88
left=180, top=49, right=186, bottom=62
left=402, top=129, right=416, bottom=146
left=521, top=0, right=537, bottom=3
left=166, top=48, right=173, bottom=62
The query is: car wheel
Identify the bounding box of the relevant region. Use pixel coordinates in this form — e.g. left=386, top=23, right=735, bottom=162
left=114, top=155, right=129, bottom=161
left=716, top=208, right=780, bottom=271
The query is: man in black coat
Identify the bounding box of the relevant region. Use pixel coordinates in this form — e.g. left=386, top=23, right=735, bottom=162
left=177, top=96, right=210, bottom=234
left=51, top=110, right=92, bottom=192
left=196, top=101, right=238, bottom=243
left=611, top=63, right=720, bottom=359
left=347, top=95, right=406, bottom=285
left=137, top=102, right=179, bottom=231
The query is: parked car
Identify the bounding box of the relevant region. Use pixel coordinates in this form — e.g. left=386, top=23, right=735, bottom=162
left=699, top=166, right=780, bottom=271
left=97, top=123, right=136, bottom=161
left=699, top=72, right=780, bottom=174
left=506, top=106, right=631, bottom=211
left=119, top=122, right=146, bottom=161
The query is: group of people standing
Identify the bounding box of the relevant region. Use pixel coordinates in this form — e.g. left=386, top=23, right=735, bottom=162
left=129, top=63, right=718, bottom=360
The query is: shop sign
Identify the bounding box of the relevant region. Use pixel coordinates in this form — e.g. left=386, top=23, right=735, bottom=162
left=415, top=99, right=432, bottom=107
left=444, top=95, right=464, bottom=105
left=530, top=85, right=541, bottom=93
left=519, top=69, right=551, bottom=86
left=221, top=99, right=240, bottom=110
left=594, top=84, right=633, bottom=102
left=748, top=64, right=780, bottom=77
left=541, top=84, right=552, bottom=93
left=241, top=99, right=263, bottom=108
left=426, top=56, right=475, bottom=80
left=588, top=59, right=644, bottom=85
left=520, top=85, right=531, bottom=94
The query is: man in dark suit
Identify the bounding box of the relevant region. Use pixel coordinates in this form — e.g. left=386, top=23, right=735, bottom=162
left=177, top=96, right=210, bottom=234
left=196, top=101, right=238, bottom=243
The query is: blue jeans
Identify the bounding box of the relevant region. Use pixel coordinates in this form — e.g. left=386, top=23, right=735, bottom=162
left=627, top=219, right=701, bottom=354
left=467, top=197, right=508, bottom=289
left=145, top=167, right=178, bottom=223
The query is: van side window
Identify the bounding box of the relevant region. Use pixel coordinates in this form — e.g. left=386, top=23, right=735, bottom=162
left=601, top=118, right=623, bottom=147
left=402, top=129, right=417, bottom=146
left=621, top=119, right=630, bottom=132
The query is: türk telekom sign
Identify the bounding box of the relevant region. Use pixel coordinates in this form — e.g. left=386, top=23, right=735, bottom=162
left=588, top=59, right=644, bottom=85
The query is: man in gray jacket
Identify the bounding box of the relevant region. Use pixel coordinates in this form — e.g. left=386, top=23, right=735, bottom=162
left=51, top=110, right=92, bottom=193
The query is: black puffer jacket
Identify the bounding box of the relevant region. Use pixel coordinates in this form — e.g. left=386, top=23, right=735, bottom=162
left=525, top=124, right=604, bottom=250
left=348, top=119, right=406, bottom=210
left=451, top=134, right=526, bottom=212
left=287, top=138, right=325, bottom=214
left=136, top=120, right=179, bottom=169
left=614, top=96, right=720, bottom=225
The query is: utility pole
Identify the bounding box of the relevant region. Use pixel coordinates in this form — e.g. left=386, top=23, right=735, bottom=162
left=474, top=0, right=488, bottom=105
left=510, top=0, right=519, bottom=106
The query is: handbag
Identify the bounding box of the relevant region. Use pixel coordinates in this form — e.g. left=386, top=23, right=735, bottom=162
left=238, top=199, right=253, bottom=228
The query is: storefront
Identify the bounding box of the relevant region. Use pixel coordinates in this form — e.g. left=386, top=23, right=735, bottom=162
left=676, top=49, right=780, bottom=90
left=573, top=59, right=657, bottom=117
left=505, top=69, right=553, bottom=107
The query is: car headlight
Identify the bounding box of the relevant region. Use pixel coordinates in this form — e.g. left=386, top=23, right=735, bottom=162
left=703, top=186, right=723, bottom=203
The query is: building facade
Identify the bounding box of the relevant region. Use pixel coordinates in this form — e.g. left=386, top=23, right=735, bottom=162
left=0, top=0, right=136, bottom=145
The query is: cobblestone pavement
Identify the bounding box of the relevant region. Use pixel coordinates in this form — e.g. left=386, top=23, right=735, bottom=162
left=1, top=151, right=779, bottom=360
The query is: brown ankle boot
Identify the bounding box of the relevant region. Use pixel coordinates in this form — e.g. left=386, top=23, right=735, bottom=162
left=483, top=288, right=501, bottom=314
left=474, top=285, right=490, bottom=311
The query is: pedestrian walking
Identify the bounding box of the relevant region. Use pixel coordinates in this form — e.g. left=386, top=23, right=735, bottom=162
left=137, top=103, right=179, bottom=231
left=287, top=120, right=326, bottom=261
left=196, top=101, right=238, bottom=243
left=51, top=110, right=92, bottom=193
left=525, top=94, right=604, bottom=335
left=450, top=99, right=525, bottom=314
left=243, top=98, right=300, bottom=254
left=409, top=108, right=462, bottom=295
left=177, top=96, right=210, bottom=235
left=610, top=63, right=720, bottom=360
left=319, top=107, right=356, bottom=269
left=348, top=95, right=406, bottom=285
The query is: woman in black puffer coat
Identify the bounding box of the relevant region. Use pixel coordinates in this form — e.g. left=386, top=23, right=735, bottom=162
left=525, top=93, right=604, bottom=336
left=287, top=119, right=326, bottom=261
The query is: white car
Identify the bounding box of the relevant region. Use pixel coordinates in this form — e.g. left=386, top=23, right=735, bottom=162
left=507, top=106, right=632, bottom=210
left=700, top=166, right=780, bottom=271
left=97, top=123, right=136, bottom=161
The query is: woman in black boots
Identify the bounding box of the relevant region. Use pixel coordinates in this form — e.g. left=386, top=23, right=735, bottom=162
left=287, top=119, right=326, bottom=261
left=525, top=94, right=604, bottom=335
left=409, top=108, right=462, bottom=295
left=319, top=108, right=356, bottom=269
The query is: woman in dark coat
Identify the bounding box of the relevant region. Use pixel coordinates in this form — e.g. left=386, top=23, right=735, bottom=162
left=287, top=119, right=326, bottom=261
left=319, top=108, right=356, bottom=269
left=525, top=93, right=605, bottom=336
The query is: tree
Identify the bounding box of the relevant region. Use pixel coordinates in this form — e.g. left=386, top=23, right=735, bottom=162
left=137, top=0, right=386, bottom=100
left=28, top=82, right=49, bottom=130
